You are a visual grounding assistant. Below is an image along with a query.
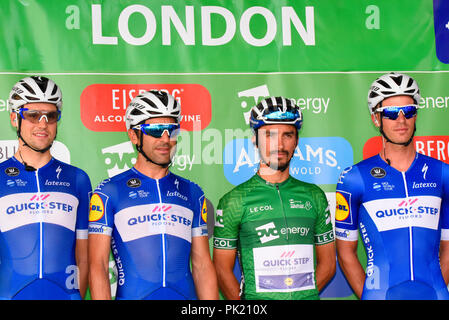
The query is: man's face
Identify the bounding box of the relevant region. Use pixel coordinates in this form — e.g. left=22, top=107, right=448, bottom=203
left=129, top=117, right=178, bottom=165
left=257, top=124, right=298, bottom=171
left=372, top=95, right=416, bottom=144
left=11, top=102, right=59, bottom=151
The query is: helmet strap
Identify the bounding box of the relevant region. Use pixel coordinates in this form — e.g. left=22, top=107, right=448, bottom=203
left=379, top=117, right=415, bottom=147
left=135, top=129, right=171, bottom=168
left=16, top=116, right=54, bottom=154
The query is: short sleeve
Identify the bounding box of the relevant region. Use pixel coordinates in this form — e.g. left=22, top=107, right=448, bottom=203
left=88, top=181, right=114, bottom=237
left=191, top=185, right=208, bottom=238
left=440, top=163, right=449, bottom=240
left=335, top=165, right=364, bottom=241
left=75, top=169, right=92, bottom=240
left=313, top=186, right=335, bottom=245
left=213, top=191, right=243, bottom=250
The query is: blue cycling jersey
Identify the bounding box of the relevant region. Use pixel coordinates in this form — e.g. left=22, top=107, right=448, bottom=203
left=335, top=153, right=449, bottom=300
left=0, top=156, right=91, bottom=300
left=88, top=168, right=208, bottom=300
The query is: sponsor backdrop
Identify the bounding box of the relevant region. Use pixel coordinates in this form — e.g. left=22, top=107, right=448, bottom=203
left=0, top=1, right=449, bottom=299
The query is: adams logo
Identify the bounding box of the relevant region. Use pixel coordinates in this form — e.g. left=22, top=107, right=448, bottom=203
left=223, top=137, right=353, bottom=185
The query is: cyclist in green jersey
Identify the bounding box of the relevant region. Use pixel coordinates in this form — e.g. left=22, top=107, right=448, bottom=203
left=213, top=97, right=336, bottom=300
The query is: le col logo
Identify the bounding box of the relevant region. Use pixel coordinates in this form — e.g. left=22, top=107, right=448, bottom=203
left=80, top=84, right=211, bottom=132
left=223, top=136, right=353, bottom=186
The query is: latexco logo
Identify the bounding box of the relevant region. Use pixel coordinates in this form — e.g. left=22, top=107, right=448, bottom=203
left=223, top=137, right=353, bottom=185
left=80, top=84, right=211, bottom=132
left=363, top=136, right=449, bottom=164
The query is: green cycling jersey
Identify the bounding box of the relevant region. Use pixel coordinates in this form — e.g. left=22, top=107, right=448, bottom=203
left=214, top=174, right=334, bottom=300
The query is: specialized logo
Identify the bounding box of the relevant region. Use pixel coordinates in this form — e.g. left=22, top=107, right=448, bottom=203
left=56, top=166, right=62, bottom=179
left=335, top=192, right=350, bottom=221
left=89, top=193, right=105, bottom=222
left=422, top=163, right=428, bottom=180
left=255, top=222, right=280, bottom=244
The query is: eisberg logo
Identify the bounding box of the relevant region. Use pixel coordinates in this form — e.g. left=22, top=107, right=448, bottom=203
left=223, top=137, right=353, bottom=185
left=80, top=84, right=211, bottom=132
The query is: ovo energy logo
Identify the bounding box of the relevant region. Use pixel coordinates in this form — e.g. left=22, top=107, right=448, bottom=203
left=80, top=84, right=211, bottom=132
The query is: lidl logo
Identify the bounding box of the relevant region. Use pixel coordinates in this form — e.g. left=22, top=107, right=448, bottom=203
left=335, top=192, right=350, bottom=221
left=201, top=198, right=208, bottom=223
left=89, top=193, right=105, bottom=222
left=223, top=137, right=353, bottom=185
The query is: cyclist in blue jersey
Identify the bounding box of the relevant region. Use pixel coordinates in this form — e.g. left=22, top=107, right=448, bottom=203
left=336, top=72, right=449, bottom=300
left=88, top=90, right=218, bottom=300
left=0, top=76, right=91, bottom=299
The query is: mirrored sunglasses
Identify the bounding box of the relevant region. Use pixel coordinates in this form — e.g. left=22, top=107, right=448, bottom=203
left=377, top=105, right=417, bottom=120
left=135, top=123, right=180, bottom=138
left=18, top=108, right=61, bottom=124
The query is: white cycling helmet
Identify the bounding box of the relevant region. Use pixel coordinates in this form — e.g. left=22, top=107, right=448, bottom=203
left=8, top=76, right=62, bottom=112
left=125, top=90, right=181, bottom=130
left=367, top=72, right=421, bottom=114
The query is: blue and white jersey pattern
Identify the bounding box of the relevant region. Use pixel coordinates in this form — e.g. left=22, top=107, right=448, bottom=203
left=0, top=157, right=91, bottom=300
left=336, top=153, right=449, bottom=300
left=88, top=168, right=208, bottom=300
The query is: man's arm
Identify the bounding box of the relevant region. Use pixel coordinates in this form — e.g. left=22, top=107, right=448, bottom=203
left=213, top=248, right=240, bottom=300
left=336, top=239, right=365, bottom=298
left=88, top=234, right=112, bottom=300
left=315, top=241, right=336, bottom=291
left=439, top=240, right=449, bottom=285
left=191, top=236, right=218, bottom=300
left=75, top=239, right=88, bottom=299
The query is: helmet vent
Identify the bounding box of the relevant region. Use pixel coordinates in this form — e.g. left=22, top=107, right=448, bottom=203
left=21, top=83, right=36, bottom=95
left=391, top=75, right=403, bottom=86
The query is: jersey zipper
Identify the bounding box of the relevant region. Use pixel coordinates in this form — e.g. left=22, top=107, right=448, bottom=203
left=401, top=172, right=414, bottom=281
left=275, top=184, right=292, bottom=298
left=34, top=169, right=43, bottom=279
left=155, top=179, right=166, bottom=287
